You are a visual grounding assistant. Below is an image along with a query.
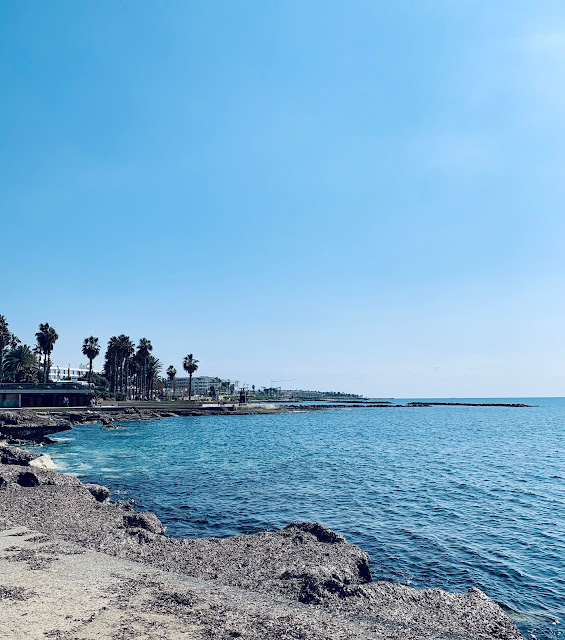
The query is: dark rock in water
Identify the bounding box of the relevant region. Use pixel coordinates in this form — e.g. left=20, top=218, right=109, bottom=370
left=84, top=483, right=110, bottom=503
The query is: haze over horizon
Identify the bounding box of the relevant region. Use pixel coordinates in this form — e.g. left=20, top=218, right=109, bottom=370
left=3, top=1, right=565, bottom=398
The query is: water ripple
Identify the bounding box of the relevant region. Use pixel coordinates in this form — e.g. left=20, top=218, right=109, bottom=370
left=30, top=398, right=565, bottom=640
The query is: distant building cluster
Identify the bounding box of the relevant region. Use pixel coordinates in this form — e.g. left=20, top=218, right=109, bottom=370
left=170, top=376, right=239, bottom=398
left=262, top=388, right=363, bottom=400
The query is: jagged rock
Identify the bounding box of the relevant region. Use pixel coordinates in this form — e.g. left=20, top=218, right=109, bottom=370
left=123, top=512, right=166, bottom=536
left=84, top=484, right=110, bottom=503
left=0, top=464, right=82, bottom=489
left=284, top=521, right=347, bottom=544
left=0, top=445, right=38, bottom=466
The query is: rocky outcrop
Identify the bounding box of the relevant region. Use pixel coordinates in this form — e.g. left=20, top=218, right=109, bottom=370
left=0, top=447, right=524, bottom=639
left=84, top=483, right=110, bottom=503
left=0, top=444, right=38, bottom=466
left=0, top=410, right=72, bottom=442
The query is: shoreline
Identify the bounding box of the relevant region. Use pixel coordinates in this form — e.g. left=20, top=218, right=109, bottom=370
left=0, top=401, right=537, bottom=443
left=0, top=442, right=524, bottom=639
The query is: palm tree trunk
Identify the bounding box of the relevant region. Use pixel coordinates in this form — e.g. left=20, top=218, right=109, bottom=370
left=189, top=373, right=192, bottom=401
left=89, top=358, right=92, bottom=384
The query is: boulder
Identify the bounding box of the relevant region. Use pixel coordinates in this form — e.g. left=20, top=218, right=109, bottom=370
left=29, top=454, right=59, bottom=471
left=123, top=512, right=166, bottom=536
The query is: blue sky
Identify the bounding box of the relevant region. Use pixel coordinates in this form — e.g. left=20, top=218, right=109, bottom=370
left=2, top=1, right=565, bottom=397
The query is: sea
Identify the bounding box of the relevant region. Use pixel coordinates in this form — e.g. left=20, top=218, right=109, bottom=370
left=29, top=398, right=565, bottom=640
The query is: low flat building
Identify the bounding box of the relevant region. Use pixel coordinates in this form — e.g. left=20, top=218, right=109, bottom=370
left=0, top=383, right=93, bottom=408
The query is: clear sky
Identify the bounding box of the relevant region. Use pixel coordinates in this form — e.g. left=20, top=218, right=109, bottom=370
left=2, top=1, right=565, bottom=397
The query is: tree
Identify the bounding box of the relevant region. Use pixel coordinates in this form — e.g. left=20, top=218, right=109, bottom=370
left=4, top=345, right=38, bottom=383
left=104, top=335, right=134, bottom=397
left=166, top=365, right=177, bottom=400
left=0, top=315, right=19, bottom=383
left=182, top=354, right=199, bottom=401
left=136, top=338, right=153, bottom=400
left=146, top=355, right=162, bottom=399
left=81, top=336, right=100, bottom=384
left=118, top=335, right=134, bottom=399
left=35, top=323, right=59, bottom=383
left=104, top=336, right=120, bottom=393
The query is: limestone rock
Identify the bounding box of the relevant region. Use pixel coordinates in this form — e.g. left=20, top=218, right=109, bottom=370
left=123, top=512, right=166, bottom=536
left=0, top=445, right=38, bottom=466
left=29, top=454, right=59, bottom=470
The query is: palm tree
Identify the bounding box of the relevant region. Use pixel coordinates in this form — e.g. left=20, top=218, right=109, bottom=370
left=137, top=338, right=153, bottom=400
left=4, top=345, right=38, bottom=383
left=117, top=335, right=134, bottom=398
left=81, top=336, right=100, bottom=384
left=182, top=354, right=199, bottom=401
left=0, top=315, right=19, bottom=383
left=146, top=355, right=162, bottom=400
left=104, top=336, right=120, bottom=393
left=166, top=365, right=177, bottom=400
left=35, top=323, right=59, bottom=383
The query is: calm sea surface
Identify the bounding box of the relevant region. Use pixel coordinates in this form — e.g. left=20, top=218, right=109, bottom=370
left=32, top=398, right=565, bottom=639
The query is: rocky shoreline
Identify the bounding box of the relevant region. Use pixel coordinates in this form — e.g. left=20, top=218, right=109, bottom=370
left=0, top=442, right=524, bottom=639
left=0, top=401, right=537, bottom=443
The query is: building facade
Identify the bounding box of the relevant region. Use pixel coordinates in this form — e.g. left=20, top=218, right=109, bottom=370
left=170, top=376, right=239, bottom=398
left=0, top=382, right=94, bottom=408
left=49, top=364, right=101, bottom=383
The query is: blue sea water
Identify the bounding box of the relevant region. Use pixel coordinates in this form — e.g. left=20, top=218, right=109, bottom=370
left=32, top=398, right=565, bottom=639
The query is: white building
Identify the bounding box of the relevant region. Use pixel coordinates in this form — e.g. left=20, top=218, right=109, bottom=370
left=49, top=364, right=101, bottom=383
left=170, top=376, right=239, bottom=398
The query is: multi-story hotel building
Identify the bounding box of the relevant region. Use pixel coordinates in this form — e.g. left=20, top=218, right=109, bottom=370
left=49, top=364, right=101, bottom=382
left=170, top=376, right=239, bottom=398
